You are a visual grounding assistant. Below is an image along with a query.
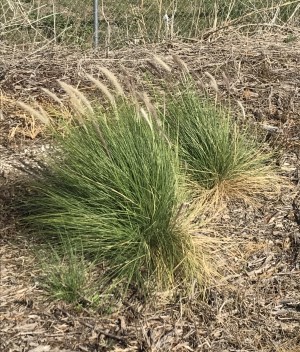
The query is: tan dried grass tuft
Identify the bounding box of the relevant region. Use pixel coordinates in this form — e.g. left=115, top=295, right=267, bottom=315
left=190, top=170, right=283, bottom=211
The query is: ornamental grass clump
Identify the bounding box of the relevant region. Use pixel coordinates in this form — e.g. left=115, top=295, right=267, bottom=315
left=162, top=87, right=280, bottom=207
left=21, top=101, right=214, bottom=294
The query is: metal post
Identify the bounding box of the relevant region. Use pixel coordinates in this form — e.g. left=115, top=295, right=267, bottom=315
left=93, top=0, right=99, bottom=48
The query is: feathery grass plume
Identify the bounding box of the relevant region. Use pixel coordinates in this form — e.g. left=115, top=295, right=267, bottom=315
left=19, top=100, right=217, bottom=296
left=152, top=55, right=172, bottom=73
left=236, top=100, right=246, bottom=120
left=139, top=107, right=154, bottom=133
left=57, top=81, right=87, bottom=128
left=172, top=54, right=189, bottom=74
left=17, top=101, right=50, bottom=125
left=41, top=87, right=64, bottom=106
left=204, top=71, right=219, bottom=94
left=58, top=81, right=94, bottom=114
left=161, top=84, right=281, bottom=208
left=98, top=67, right=125, bottom=97
left=36, top=104, right=52, bottom=125
left=138, top=91, right=171, bottom=147
left=139, top=92, right=159, bottom=122
left=119, top=65, right=136, bottom=96
left=57, top=82, right=85, bottom=117
left=147, top=60, right=164, bottom=78
left=86, top=74, right=116, bottom=107
left=221, top=71, right=231, bottom=92
left=138, top=91, right=164, bottom=130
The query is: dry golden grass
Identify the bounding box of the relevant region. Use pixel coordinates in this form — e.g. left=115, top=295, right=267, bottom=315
left=189, top=168, right=283, bottom=212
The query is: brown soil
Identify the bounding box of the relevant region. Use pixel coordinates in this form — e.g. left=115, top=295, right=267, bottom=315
left=0, top=29, right=300, bottom=351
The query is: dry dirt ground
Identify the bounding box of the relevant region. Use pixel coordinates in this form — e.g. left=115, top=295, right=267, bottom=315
left=0, top=29, right=300, bottom=351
